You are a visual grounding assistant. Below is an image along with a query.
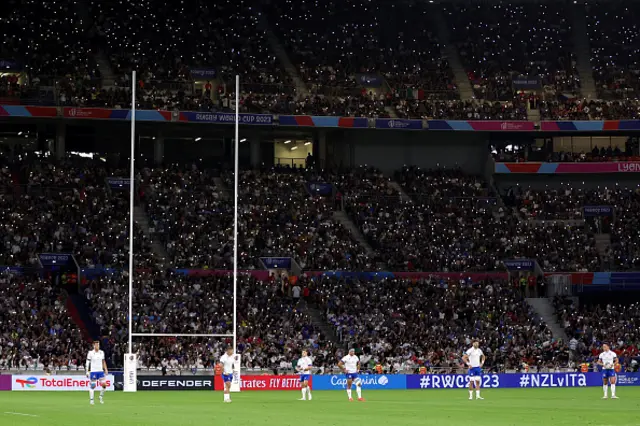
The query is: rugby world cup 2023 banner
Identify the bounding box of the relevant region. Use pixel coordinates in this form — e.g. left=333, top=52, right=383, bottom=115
left=406, top=372, right=640, bottom=389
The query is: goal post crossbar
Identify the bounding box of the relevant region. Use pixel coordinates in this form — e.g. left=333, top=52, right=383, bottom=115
left=130, top=333, right=234, bottom=337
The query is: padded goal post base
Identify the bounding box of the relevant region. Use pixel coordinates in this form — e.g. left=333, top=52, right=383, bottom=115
left=124, top=353, right=138, bottom=392
left=231, top=357, right=241, bottom=392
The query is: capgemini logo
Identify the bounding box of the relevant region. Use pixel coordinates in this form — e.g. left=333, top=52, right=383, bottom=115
left=15, top=377, right=38, bottom=388
left=378, top=375, right=389, bottom=386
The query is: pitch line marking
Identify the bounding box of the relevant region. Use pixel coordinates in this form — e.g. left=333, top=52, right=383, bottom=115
left=4, top=412, right=39, bottom=417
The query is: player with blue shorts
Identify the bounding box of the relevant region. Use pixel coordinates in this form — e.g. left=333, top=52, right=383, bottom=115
left=338, top=349, right=364, bottom=401
left=462, top=340, right=485, bottom=400
left=86, top=341, right=108, bottom=405
left=220, top=347, right=238, bottom=403
left=598, top=343, right=619, bottom=399
left=296, top=350, right=313, bottom=401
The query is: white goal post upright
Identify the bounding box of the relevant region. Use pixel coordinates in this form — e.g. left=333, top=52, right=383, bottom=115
left=123, top=72, right=242, bottom=393
left=124, top=70, right=137, bottom=392
left=231, top=74, right=241, bottom=392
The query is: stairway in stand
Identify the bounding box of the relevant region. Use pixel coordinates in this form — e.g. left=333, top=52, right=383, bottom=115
left=526, top=298, right=569, bottom=342
left=333, top=211, right=375, bottom=257
left=134, top=206, right=169, bottom=267
left=300, top=300, right=341, bottom=345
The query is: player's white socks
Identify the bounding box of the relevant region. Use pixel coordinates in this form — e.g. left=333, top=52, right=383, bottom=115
left=307, top=389, right=312, bottom=400
left=611, top=384, right=616, bottom=396
left=89, top=389, right=94, bottom=401
left=603, top=385, right=608, bottom=397
left=347, top=389, right=352, bottom=399
left=476, top=390, right=481, bottom=399
left=356, top=386, right=362, bottom=399
left=224, top=393, right=230, bottom=402
left=301, top=387, right=307, bottom=400
left=469, top=390, right=473, bottom=399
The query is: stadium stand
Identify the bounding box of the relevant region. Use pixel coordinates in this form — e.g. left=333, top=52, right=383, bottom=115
left=312, top=275, right=563, bottom=372
left=6, top=0, right=640, bottom=381
left=587, top=2, right=640, bottom=99
left=142, top=166, right=372, bottom=271
left=0, top=272, right=86, bottom=371
left=554, top=296, right=640, bottom=369
left=85, top=272, right=336, bottom=371
left=264, top=0, right=457, bottom=98
left=445, top=2, right=579, bottom=100
left=0, top=156, right=154, bottom=268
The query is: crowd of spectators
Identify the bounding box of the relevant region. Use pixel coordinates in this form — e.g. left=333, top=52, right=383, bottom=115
left=540, top=99, right=640, bottom=120
left=4, top=156, right=640, bottom=373
left=395, top=99, right=528, bottom=120
left=2, top=0, right=100, bottom=81
left=587, top=2, right=640, bottom=99
left=0, top=156, right=154, bottom=269
left=345, top=168, right=508, bottom=272
left=9, top=0, right=640, bottom=120
left=90, top=0, right=288, bottom=91
left=142, top=166, right=372, bottom=271
left=1, top=267, right=570, bottom=373
left=508, top=185, right=640, bottom=271
left=554, top=296, right=640, bottom=368
left=265, top=0, right=457, bottom=98
left=313, top=275, right=564, bottom=372
left=446, top=2, right=579, bottom=100
left=339, top=168, right=602, bottom=272
left=84, top=271, right=337, bottom=371
left=0, top=271, right=86, bottom=371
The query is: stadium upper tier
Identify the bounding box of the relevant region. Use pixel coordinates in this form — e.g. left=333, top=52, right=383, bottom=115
left=3, top=1, right=640, bottom=118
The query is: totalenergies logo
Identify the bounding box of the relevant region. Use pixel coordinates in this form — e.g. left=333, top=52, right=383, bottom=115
left=15, top=377, right=37, bottom=388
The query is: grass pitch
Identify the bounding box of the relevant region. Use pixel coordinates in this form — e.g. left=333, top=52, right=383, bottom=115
left=1, top=389, right=640, bottom=426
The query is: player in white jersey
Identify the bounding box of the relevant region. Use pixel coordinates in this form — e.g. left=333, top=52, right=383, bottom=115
left=296, top=350, right=313, bottom=401
left=597, top=343, right=619, bottom=399
left=220, top=347, right=238, bottom=403
left=462, top=340, right=485, bottom=400
left=338, top=349, right=364, bottom=401
left=86, top=341, right=108, bottom=405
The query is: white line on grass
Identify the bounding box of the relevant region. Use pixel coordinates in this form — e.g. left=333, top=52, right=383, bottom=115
left=4, top=412, right=39, bottom=417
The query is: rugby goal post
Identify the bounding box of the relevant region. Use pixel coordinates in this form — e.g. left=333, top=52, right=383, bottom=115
left=123, top=73, right=242, bottom=393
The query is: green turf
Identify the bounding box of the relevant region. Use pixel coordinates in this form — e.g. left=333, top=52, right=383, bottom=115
left=1, top=389, right=640, bottom=426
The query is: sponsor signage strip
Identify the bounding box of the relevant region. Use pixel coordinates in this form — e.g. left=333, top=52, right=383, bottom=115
left=214, top=375, right=303, bottom=391
left=210, top=372, right=640, bottom=391
left=312, top=375, right=406, bottom=390
left=278, top=115, right=368, bottom=128
left=496, top=162, right=640, bottom=174
left=0, top=375, right=11, bottom=391
left=12, top=374, right=115, bottom=391
left=428, top=121, right=535, bottom=131
left=1, top=105, right=639, bottom=133
left=137, top=375, right=213, bottom=391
